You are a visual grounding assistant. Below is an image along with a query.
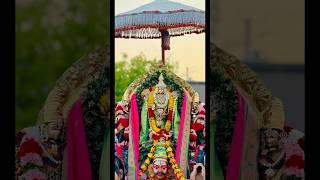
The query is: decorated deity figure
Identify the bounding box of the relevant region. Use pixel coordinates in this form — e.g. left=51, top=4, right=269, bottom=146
left=144, top=74, right=176, bottom=141
left=15, top=119, right=64, bottom=180
left=146, top=140, right=172, bottom=180
left=114, top=70, right=206, bottom=180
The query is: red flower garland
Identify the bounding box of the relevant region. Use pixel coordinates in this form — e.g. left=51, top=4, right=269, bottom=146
left=285, top=155, right=304, bottom=169
left=18, top=138, right=43, bottom=159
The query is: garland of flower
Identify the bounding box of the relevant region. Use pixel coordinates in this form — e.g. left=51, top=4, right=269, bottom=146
left=82, top=61, right=110, bottom=180
left=139, top=140, right=185, bottom=180
left=136, top=70, right=185, bottom=179
left=136, top=70, right=183, bottom=119
left=148, top=89, right=175, bottom=133
left=16, top=133, right=48, bottom=179
left=211, top=44, right=238, bottom=175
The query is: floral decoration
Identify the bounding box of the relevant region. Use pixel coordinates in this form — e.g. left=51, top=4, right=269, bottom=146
left=210, top=44, right=238, bottom=175
left=82, top=61, right=110, bottom=180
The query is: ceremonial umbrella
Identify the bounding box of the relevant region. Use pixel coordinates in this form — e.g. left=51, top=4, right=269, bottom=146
left=115, top=0, right=205, bottom=64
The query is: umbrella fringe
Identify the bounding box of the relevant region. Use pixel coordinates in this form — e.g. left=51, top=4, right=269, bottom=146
left=115, top=10, right=205, bottom=38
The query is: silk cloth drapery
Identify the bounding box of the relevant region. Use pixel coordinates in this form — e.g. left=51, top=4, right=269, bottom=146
left=226, top=93, right=246, bottom=180
left=212, top=83, right=260, bottom=179
left=99, top=129, right=110, bottom=180
left=174, top=90, right=191, bottom=177
left=127, top=90, right=192, bottom=179
left=210, top=117, right=224, bottom=179
left=67, top=100, right=92, bottom=180
left=127, top=94, right=140, bottom=180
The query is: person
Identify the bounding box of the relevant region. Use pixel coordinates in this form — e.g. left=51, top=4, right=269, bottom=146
left=115, top=155, right=126, bottom=180
left=190, top=163, right=205, bottom=180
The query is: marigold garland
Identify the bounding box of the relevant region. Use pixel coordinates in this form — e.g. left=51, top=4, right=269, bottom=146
left=147, top=89, right=175, bottom=133
left=139, top=140, right=185, bottom=180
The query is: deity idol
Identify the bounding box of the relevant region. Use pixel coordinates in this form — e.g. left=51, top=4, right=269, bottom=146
left=114, top=70, right=206, bottom=180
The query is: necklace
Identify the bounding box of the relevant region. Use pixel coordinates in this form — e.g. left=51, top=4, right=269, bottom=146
left=39, top=142, right=62, bottom=165
left=259, top=150, right=285, bottom=178
left=154, top=92, right=169, bottom=108
left=148, top=90, right=174, bottom=133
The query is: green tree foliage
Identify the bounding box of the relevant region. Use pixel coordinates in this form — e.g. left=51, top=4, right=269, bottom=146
left=16, top=0, right=109, bottom=131
left=115, top=53, right=174, bottom=102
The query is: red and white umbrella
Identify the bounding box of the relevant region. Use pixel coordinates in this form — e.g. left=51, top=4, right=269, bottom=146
left=115, top=0, right=205, bottom=64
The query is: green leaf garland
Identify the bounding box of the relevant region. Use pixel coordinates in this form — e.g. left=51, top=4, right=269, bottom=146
left=211, top=44, right=238, bottom=175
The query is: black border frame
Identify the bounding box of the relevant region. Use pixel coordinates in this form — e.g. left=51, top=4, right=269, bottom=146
left=110, top=0, right=115, bottom=179
left=1, top=0, right=15, bottom=178
left=304, top=0, right=311, bottom=178
left=205, top=0, right=211, bottom=179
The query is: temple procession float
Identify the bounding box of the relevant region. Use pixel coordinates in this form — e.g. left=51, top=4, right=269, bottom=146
left=114, top=70, right=206, bottom=180
left=15, top=0, right=304, bottom=180
left=114, top=0, right=206, bottom=179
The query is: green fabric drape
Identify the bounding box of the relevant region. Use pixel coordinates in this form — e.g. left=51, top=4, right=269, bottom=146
left=173, top=99, right=180, bottom=141
left=99, top=129, right=110, bottom=180
left=210, top=120, right=224, bottom=180
left=139, top=101, right=149, bottom=144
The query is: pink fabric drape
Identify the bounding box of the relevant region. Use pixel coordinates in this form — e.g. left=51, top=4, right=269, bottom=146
left=130, top=94, right=140, bottom=179
left=67, top=100, right=92, bottom=180
left=226, top=94, right=246, bottom=180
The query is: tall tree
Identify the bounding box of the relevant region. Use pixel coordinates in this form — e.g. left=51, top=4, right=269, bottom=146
left=115, top=53, right=174, bottom=102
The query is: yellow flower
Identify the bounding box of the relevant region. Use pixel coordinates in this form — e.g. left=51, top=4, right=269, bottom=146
left=171, top=164, right=177, bottom=169
left=165, top=141, right=171, bottom=147
left=169, top=158, right=176, bottom=164
left=166, top=147, right=173, bottom=152
left=150, top=147, right=156, bottom=153
left=150, top=119, right=160, bottom=133
left=141, top=164, right=147, bottom=171
left=169, top=95, right=174, bottom=108
left=165, top=122, right=171, bottom=130
left=145, top=158, right=150, bottom=165
left=153, top=140, right=158, bottom=146
left=148, top=91, right=155, bottom=106
left=148, top=153, right=153, bottom=159
left=177, top=173, right=183, bottom=178
left=174, top=168, right=181, bottom=174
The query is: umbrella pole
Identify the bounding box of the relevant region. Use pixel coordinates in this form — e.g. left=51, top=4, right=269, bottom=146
left=161, top=35, right=165, bottom=65
left=162, top=47, right=165, bottom=65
